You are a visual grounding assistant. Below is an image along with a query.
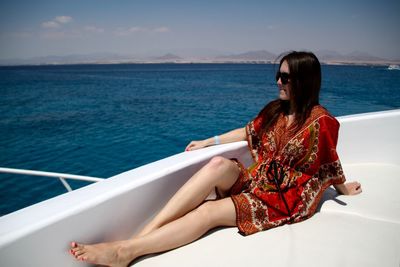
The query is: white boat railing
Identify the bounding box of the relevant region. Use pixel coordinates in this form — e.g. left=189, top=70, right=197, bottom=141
left=0, top=167, right=104, bottom=192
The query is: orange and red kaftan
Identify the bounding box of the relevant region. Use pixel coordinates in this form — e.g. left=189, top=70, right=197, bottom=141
left=230, top=105, right=346, bottom=235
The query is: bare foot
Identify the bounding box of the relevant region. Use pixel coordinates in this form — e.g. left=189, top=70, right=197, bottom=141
left=70, top=241, right=135, bottom=267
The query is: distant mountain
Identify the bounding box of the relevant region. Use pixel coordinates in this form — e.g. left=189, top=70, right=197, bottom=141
left=345, top=51, right=384, bottom=62
left=153, top=53, right=182, bottom=61
left=315, top=50, right=344, bottom=61
left=0, top=50, right=397, bottom=66
left=215, top=50, right=398, bottom=64
left=0, top=52, right=135, bottom=65
left=316, top=50, right=386, bottom=63
left=216, top=50, right=277, bottom=61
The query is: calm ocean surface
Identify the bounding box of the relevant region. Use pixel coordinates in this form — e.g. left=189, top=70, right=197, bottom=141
left=1, top=63, right=399, bottom=215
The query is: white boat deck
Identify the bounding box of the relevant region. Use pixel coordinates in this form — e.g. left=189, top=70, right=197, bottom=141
left=134, top=163, right=400, bottom=267
left=0, top=109, right=399, bottom=267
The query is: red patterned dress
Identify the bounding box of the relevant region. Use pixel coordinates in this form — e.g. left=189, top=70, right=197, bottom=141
left=230, top=105, right=346, bottom=235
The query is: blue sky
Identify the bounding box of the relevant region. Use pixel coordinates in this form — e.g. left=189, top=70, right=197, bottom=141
left=0, top=0, right=399, bottom=60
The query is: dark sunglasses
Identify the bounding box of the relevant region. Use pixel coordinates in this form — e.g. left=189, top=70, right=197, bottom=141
left=276, top=71, right=291, bottom=85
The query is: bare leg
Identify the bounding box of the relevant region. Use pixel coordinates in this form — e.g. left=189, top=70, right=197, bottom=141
left=70, top=198, right=236, bottom=267
left=135, top=156, right=240, bottom=237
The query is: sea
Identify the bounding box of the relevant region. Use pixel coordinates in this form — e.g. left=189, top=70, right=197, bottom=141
left=1, top=63, right=399, bottom=216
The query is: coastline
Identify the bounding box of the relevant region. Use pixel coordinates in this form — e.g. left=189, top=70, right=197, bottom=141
left=1, top=49, right=399, bottom=67
left=1, top=59, right=399, bottom=67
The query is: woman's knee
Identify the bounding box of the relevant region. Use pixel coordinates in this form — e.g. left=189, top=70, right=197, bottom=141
left=207, top=156, right=236, bottom=173
left=204, top=157, right=239, bottom=195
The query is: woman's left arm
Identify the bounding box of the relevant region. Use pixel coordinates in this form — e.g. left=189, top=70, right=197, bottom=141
left=333, top=182, right=362, bottom=195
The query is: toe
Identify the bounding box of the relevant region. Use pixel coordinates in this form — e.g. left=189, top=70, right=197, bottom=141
left=77, top=254, right=92, bottom=263
left=76, top=254, right=84, bottom=261
left=74, top=249, right=86, bottom=258
left=70, top=244, right=86, bottom=258
left=71, top=246, right=80, bottom=254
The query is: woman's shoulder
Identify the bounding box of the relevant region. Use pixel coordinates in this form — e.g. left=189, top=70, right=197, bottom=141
left=309, top=105, right=339, bottom=126
left=310, top=105, right=335, bottom=119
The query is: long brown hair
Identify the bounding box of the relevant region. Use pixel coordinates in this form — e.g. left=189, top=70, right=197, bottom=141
left=260, top=51, right=321, bottom=132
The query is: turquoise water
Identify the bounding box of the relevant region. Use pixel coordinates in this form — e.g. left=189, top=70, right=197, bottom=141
left=1, top=63, right=399, bottom=215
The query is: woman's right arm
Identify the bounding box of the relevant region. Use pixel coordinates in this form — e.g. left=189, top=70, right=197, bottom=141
left=185, top=127, right=246, bottom=151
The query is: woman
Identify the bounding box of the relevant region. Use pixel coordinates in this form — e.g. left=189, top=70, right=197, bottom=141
left=70, top=51, right=362, bottom=266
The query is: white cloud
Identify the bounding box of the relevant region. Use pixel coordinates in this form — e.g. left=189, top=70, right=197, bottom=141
left=41, top=21, right=60, bottom=29
left=114, top=27, right=147, bottom=36
left=154, top=27, right=170, bottom=33
left=55, top=16, right=73, bottom=24
left=129, top=27, right=146, bottom=33
left=41, top=16, right=73, bottom=29
left=114, top=26, right=170, bottom=36
left=84, top=26, right=105, bottom=33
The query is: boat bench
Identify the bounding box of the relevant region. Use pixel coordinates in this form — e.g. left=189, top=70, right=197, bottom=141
left=134, top=163, right=400, bottom=267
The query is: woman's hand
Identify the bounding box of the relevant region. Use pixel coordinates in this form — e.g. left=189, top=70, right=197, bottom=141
left=334, top=181, right=362, bottom=195
left=185, top=140, right=209, bottom=151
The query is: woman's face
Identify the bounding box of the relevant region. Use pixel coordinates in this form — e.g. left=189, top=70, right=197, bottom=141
left=277, top=60, right=291, bottom=101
